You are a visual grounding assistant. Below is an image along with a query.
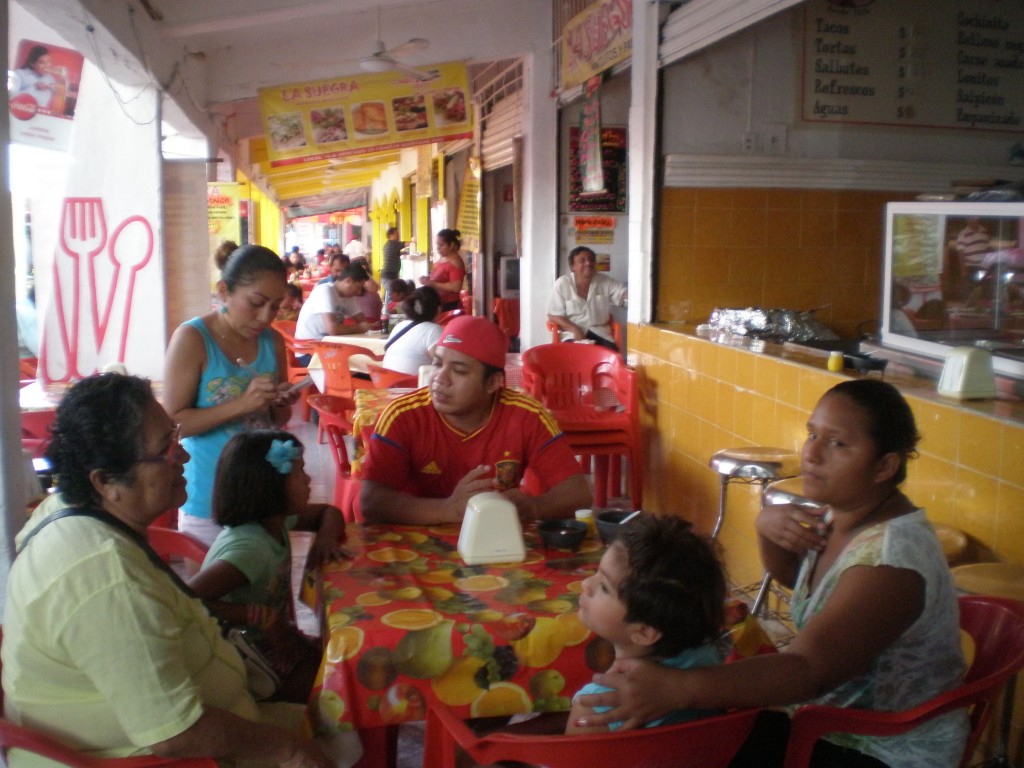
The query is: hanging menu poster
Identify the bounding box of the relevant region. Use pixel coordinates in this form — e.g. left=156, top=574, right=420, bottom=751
left=801, top=0, right=1024, bottom=133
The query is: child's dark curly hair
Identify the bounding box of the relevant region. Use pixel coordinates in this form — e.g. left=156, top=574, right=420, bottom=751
left=615, top=515, right=726, bottom=658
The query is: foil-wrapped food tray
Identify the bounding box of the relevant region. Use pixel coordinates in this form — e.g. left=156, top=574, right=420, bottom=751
left=705, top=307, right=839, bottom=343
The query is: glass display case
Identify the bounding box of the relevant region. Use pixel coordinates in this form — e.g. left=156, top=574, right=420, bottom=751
left=881, top=202, right=1024, bottom=379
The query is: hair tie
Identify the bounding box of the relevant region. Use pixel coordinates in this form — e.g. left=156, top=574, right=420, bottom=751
left=265, top=439, right=301, bottom=474
left=414, top=299, right=423, bottom=315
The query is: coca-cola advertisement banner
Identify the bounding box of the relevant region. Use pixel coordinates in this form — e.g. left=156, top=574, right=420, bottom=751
left=9, top=38, right=85, bottom=151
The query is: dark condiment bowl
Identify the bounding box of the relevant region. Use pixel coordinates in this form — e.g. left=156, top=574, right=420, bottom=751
left=843, top=353, right=888, bottom=374
left=595, top=510, right=637, bottom=545
left=538, top=520, right=588, bottom=552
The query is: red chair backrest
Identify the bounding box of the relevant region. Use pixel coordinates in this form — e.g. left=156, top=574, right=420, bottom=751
left=423, top=704, right=760, bottom=768
left=19, top=357, right=38, bottom=381
left=0, top=715, right=218, bottom=768
left=783, top=595, right=1024, bottom=768
left=311, top=341, right=382, bottom=398
left=308, top=394, right=359, bottom=520
left=521, top=343, right=623, bottom=410
left=436, top=309, right=465, bottom=327
left=365, top=363, right=419, bottom=389
left=546, top=319, right=623, bottom=348
left=147, top=526, right=209, bottom=566
left=272, top=321, right=314, bottom=383
left=21, top=410, right=55, bottom=459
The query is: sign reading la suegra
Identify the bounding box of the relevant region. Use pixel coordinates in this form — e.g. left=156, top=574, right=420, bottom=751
left=259, top=61, right=473, bottom=167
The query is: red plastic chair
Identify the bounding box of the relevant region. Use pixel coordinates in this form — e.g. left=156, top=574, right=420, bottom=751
left=0, top=719, right=216, bottom=768
left=436, top=309, right=465, bottom=327
left=522, top=343, right=642, bottom=509
left=147, top=526, right=209, bottom=568
left=310, top=341, right=381, bottom=399
left=422, top=704, right=760, bottom=768
left=272, top=320, right=315, bottom=421
left=783, top=595, right=1024, bottom=768
left=546, top=318, right=623, bottom=349
left=21, top=409, right=55, bottom=459
left=19, top=357, right=38, bottom=381
left=308, top=394, right=361, bottom=521
left=365, top=362, right=419, bottom=389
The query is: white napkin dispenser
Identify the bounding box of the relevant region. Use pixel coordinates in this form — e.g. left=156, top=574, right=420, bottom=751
left=458, top=492, right=526, bottom=565
left=937, top=347, right=996, bottom=400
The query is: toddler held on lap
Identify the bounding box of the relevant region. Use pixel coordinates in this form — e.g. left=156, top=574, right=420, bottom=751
left=471, top=514, right=725, bottom=752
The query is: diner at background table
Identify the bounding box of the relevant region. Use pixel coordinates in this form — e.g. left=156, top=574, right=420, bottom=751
left=547, top=245, right=628, bottom=351
left=359, top=316, right=591, bottom=526
left=163, top=245, right=298, bottom=547
left=296, top=263, right=373, bottom=353
left=381, top=286, right=444, bottom=376
left=316, top=252, right=350, bottom=286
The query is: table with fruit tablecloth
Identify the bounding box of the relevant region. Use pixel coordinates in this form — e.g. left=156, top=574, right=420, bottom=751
left=305, top=523, right=777, bottom=768
left=306, top=521, right=608, bottom=764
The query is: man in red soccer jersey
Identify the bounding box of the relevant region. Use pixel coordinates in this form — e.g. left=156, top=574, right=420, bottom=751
left=360, top=316, right=591, bottom=524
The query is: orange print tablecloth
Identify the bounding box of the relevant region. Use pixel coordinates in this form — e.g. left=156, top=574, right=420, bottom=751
left=308, top=523, right=607, bottom=736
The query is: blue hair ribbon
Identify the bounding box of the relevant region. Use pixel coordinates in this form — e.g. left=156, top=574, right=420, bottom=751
left=265, top=439, right=301, bottom=474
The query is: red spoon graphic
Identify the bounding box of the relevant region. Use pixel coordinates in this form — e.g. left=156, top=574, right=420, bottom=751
left=106, top=216, right=154, bottom=363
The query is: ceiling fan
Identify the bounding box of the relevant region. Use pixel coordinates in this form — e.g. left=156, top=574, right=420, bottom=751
left=359, top=6, right=432, bottom=80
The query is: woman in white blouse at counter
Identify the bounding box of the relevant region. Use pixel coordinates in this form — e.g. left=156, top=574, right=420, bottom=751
left=382, top=286, right=444, bottom=375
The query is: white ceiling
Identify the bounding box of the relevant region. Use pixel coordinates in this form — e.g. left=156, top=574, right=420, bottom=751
left=14, top=0, right=552, bottom=204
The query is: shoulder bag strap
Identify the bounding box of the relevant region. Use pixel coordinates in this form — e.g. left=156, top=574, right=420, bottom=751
left=383, top=318, right=423, bottom=351
left=17, top=506, right=200, bottom=599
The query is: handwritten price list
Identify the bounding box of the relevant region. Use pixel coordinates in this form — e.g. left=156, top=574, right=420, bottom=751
left=801, top=0, right=1024, bottom=133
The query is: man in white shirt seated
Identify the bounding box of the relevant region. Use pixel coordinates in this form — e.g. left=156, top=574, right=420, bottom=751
left=295, top=264, right=372, bottom=363
left=546, top=246, right=627, bottom=351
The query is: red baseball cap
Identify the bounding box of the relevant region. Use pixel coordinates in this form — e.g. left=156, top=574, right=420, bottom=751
left=435, top=316, right=509, bottom=369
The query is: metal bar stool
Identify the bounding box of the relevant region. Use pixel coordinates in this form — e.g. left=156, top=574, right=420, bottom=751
left=708, top=447, right=799, bottom=617
left=951, top=562, right=1024, bottom=767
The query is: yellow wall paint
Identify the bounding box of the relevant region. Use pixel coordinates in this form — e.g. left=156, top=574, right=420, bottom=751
left=630, top=322, right=1024, bottom=757
left=236, top=170, right=281, bottom=252
left=632, top=324, right=1024, bottom=572
left=656, top=187, right=918, bottom=339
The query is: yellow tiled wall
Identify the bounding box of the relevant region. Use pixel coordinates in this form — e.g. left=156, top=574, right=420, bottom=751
left=631, top=323, right=1024, bottom=577
left=629, top=323, right=1024, bottom=756
left=657, top=188, right=917, bottom=339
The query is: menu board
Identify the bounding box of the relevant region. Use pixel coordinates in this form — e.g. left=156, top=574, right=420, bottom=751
left=802, top=0, right=1024, bottom=132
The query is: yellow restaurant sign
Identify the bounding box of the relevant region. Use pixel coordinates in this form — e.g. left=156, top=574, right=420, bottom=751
left=258, top=61, right=473, bottom=168
left=561, top=0, right=633, bottom=90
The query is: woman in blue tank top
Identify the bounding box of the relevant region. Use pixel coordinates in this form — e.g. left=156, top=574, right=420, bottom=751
left=164, top=245, right=298, bottom=545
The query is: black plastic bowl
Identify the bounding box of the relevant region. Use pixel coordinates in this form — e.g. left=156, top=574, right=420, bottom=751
left=843, top=353, right=888, bottom=374
left=595, top=510, right=635, bottom=545
left=538, top=519, right=588, bottom=552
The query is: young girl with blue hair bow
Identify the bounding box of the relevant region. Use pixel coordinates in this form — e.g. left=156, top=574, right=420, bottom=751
left=190, top=429, right=348, bottom=703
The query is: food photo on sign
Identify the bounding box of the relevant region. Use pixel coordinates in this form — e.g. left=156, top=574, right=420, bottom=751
left=258, top=61, right=473, bottom=167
